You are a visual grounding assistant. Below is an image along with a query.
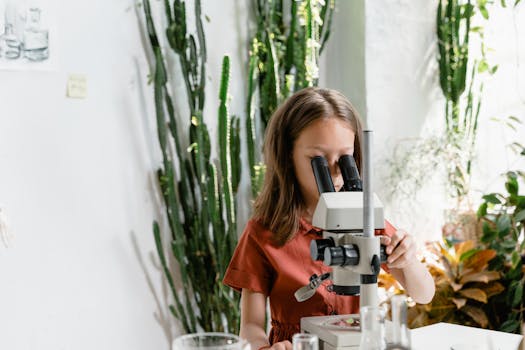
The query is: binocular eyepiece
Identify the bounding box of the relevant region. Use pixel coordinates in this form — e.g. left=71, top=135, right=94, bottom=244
left=310, top=155, right=362, bottom=194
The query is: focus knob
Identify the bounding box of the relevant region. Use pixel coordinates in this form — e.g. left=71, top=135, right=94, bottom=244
left=323, top=245, right=359, bottom=266
left=310, top=238, right=334, bottom=261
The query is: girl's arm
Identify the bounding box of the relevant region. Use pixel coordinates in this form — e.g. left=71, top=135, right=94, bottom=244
left=240, top=289, right=292, bottom=350
left=381, top=231, right=435, bottom=304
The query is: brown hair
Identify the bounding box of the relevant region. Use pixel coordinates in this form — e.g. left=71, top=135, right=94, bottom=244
left=253, top=87, right=364, bottom=245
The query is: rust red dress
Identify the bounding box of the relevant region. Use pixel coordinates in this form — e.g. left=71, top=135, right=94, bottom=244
left=223, top=218, right=395, bottom=344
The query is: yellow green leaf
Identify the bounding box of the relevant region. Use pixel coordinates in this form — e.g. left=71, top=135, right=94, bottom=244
left=461, top=305, right=489, bottom=328
left=484, top=281, right=505, bottom=298
left=463, top=250, right=497, bottom=272
left=459, top=271, right=500, bottom=285
left=455, top=240, right=476, bottom=257
left=450, top=281, right=464, bottom=292
left=441, top=245, right=458, bottom=266
left=458, top=288, right=488, bottom=303
left=451, top=297, right=467, bottom=309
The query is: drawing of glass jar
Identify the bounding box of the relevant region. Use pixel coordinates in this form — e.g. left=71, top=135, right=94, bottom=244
left=0, top=3, right=22, bottom=59
left=22, top=7, right=49, bottom=61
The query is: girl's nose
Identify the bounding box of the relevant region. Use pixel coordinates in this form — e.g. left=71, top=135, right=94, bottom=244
left=326, top=157, right=342, bottom=190
left=328, top=158, right=341, bottom=177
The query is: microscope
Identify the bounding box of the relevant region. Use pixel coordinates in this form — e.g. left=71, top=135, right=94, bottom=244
left=295, top=131, right=389, bottom=349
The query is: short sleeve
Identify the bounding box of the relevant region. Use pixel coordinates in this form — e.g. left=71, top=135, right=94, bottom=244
left=380, top=219, right=397, bottom=272
left=223, top=221, right=275, bottom=295
left=384, top=220, right=396, bottom=237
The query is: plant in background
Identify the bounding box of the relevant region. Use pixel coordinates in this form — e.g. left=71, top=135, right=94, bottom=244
left=246, top=0, right=335, bottom=196
left=436, top=0, right=523, bottom=207
left=437, top=0, right=490, bottom=207
left=383, top=0, right=515, bottom=242
left=142, top=0, right=241, bottom=333
left=477, top=140, right=525, bottom=333
left=408, top=240, right=504, bottom=329
left=382, top=0, right=492, bottom=223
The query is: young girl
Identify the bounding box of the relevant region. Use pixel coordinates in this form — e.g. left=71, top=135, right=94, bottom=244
left=223, top=87, right=435, bottom=350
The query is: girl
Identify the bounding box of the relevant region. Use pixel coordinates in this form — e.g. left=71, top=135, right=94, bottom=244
left=223, top=87, right=435, bottom=350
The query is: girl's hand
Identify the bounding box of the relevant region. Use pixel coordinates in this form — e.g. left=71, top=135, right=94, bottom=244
left=380, top=230, right=417, bottom=269
left=262, top=340, right=292, bottom=350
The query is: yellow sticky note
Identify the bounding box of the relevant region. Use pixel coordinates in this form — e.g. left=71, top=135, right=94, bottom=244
left=66, top=74, right=87, bottom=99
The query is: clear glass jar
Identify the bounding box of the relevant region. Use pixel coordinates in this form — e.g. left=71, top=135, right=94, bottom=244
left=292, top=333, right=319, bottom=350
left=172, top=332, right=250, bottom=350
left=359, top=306, right=386, bottom=350
left=386, top=295, right=411, bottom=350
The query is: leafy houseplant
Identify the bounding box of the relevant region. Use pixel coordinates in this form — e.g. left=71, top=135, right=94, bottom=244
left=408, top=241, right=504, bottom=329
left=142, top=0, right=241, bottom=333
left=477, top=168, right=525, bottom=333
left=246, top=0, right=335, bottom=196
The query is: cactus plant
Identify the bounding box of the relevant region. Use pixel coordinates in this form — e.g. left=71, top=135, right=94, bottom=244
left=436, top=0, right=501, bottom=206
left=142, top=0, right=241, bottom=333
left=246, top=0, right=335, bottom=197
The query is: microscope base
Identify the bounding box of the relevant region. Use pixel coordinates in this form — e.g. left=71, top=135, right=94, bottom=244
left=300, top=314, right=392, bottom=350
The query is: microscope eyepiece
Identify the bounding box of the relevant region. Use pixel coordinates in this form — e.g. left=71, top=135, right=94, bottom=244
left=311, top=156, right=335, bottom=194
left=338, top=155, right=362, bottom=191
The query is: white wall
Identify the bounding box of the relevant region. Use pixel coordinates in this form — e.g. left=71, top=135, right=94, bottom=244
left=319, top=0, right=367, bottom=120
left=0, top=0, right=249, bottom=349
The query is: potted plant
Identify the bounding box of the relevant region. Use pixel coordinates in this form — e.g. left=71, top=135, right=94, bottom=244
left=477, top=168, right=525, bottom=333
left=407, top=240, right=504, bottom=328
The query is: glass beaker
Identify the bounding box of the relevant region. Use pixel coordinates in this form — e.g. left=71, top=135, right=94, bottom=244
left=386, top=295, right=411, bottom=350
left=172, top=332, right=250, bottom=350
left=359, top=306, right=386, bottom=350
left=292, top=333, right=319, bottom=350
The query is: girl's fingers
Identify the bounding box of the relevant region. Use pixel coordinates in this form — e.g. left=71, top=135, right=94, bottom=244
left=271, top=341, right=292, bottom=350
left=386, top=230, right=406, bottom=254
left=387, top=234, right=412, bottom=264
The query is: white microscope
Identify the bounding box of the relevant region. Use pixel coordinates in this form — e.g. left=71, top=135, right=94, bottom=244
left=295, top=131, right=389, bottom=349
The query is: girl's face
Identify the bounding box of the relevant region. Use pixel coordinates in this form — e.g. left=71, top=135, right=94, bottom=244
left=292, top=117, right=356, bottom=215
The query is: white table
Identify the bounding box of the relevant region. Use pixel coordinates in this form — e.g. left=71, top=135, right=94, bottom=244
left=411, top=323, right=523, bottom=350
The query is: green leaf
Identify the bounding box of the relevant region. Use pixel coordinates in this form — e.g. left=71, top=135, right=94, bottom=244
left=500, top=239, right=516, bottom=250
left=500, top=319, right=520, bottom=333
left=505, top=262, right=523, bottom=279
left=482, top=193, right=501, bottom=204
left=496, top=214, right=511, bottom=234
left=477, top=202, right=488, bottom=218
left=481, top=221, right=497, bottom=242
left=506, top=175, right=519, bottom=196
left=470, top=26, right=483, bottom=33
left=500, top=0, right=507, bottom=7
left=480, top=6, right=489, bottom=19
left=508, top=115, right=522, bottom=124
left=460, top=248, right=480, bottom=262
left=511, top=251, right=521, bottom=269
left=490, top=65, right=498, bottom=74
left=515, top=209, right=525, bottom=222
left=512, top=283, right=523, bottom=307
left=477, top=0, right=488, bottom=7
left=478, top=60, right=489, bottom=73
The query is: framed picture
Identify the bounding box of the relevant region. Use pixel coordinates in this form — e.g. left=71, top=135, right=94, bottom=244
left=0, top=0, right=58, bottom=71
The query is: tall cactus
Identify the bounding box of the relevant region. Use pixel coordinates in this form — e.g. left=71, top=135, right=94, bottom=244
left=142, top=0, right=240, bottom=333
left=246, top=0, right=336, bottom=197
left=437, top=0, right=473, bottom=133
left=436, top=0, right=497, bottom=205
